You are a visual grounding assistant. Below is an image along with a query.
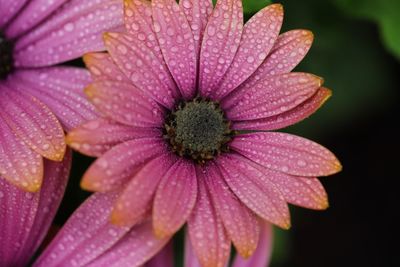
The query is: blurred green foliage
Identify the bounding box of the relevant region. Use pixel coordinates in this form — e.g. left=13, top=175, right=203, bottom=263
left=334, top=0, right=400, bottom=60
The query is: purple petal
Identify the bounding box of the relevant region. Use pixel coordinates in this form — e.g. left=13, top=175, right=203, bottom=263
left=232, top=88, right=332, bottom=131
left=0, top=150, right=71, bottom=266
left=103, top=31, right=179, bottom=109
left=199, top=0, right=244, bottom=98
left=10, top=67, right=97, bottom=132
left=204, top=163, right=260, bottom=258
left=0, top=0, right=28, bottom=29
left=215, top=4, right=284, bottom=100
left=5, top=0, right=68, bottom=38
left=67, top=118, right=161, bottom=157
left=180, top=0, right=213, bottom=58
left=86, top=220, right=170, bottom=267
left=85, top=80, right=164, bottom=128
left=188, top=170, right=231, bottom=267
left=217, top=154, right=291, bottom=229
left=15, top=150, right=72, bottom=265
left=248, top=29, right=314, bottom=81
left=184, top=230, right=201, bottom=267
left=152, top=0, right=197, bottom=100
left=222, top=73, right=323, bottom=121
left=145, top=241, right=174, bottom=267
left=231, top=132, right=342, bottom=177
left=14, top=0, right=124, bottom=67
left=232, top=222, right=273, bottom=267
left=83, top=52, right=130, bottom=82
left=81, top=138, right=167, bottom=192
left=111, top=154, right=177, bottom=226
left=0, top=86, right=66, bottom=161
left=153, top=160, right=197, bottom=238
left=0, top=118, right=43, bottom=192
left=34, top=192, right=131, bottom=267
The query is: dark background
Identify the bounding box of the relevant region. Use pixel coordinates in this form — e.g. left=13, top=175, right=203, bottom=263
left=54, top=0, right=400, bottom=266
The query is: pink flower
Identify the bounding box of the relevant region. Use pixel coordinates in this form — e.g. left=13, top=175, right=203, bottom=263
left=68, top=0, right=342, bottom=266
left=0, top=0, right=123, bottom=192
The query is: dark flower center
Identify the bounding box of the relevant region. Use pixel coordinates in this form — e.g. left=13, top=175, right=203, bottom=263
left=0, top=32, right=14, bottom=80
left=164, top=98, right=234, bottom=164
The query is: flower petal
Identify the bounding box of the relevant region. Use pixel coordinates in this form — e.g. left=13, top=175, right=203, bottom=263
left=232, top=222, right=273, bottom=267
left=0, top=151, right=71, bottom=266
left=0, top=87, right=65, bottom=161
left=152, top=0, right=197, bottom=99
left=232, top=87, right=332, bottom=131
left=188, top=171, right=231, bottom=267
left=145, top=241, right=174, bottom=267
left=81, top=138, right=167, bottom=192
left=199, top=0, right=244, bottom=98
left=15, top=150, right=72, bottom=265
left=5, top=0, right=68, bottom=38
left=86, top=220, right=170, bottom=267
left=14, top=0, right=123, bottom=67
left=204, top=163, right=260, bottom=258
left=83, top=52, right=130, bottom=82
left=33, top=192, right=131, bottom=267
left=111, top=154, right=177, bottom=226
left=249, top=29, right=314, bottom=81
left=0, top=0, right=28, bottom=29
left=180, top=0, right=213, bottom=57
left=215, top=4, right=284, bottom=100
left=0, top=118, right=43, bottom=192
left=231, top=132, right=342, bottom=177
left=85, top=80, right=164, bottom=128
left=217, top=154, right=291, bottom=229
left=184, top=231, right=202, bottom=267
left=153, top=160, right=197, bottom=238
left=10, top=67, right=97, bottom=132
left=222, top=73, right=323, bottom=121
left=67, top=118, right=160, bottom=157
left=104, top=31, right=179, bottom=110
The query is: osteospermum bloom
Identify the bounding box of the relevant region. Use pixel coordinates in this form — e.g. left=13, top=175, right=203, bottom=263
left=68, top=0, right=342, bottom=266
left=0, top=0, right=123, bottom=192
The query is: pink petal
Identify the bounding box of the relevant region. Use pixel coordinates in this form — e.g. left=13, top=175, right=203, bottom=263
left=222, top=73, right=323, bottom=121
left=83, top=52, right=130, bottom=82
left=184, top=231, right=202, bottom=267
left=10, top=67, right=97, bottom=132
left=180, top=0, right=213, bottom=58
left=34, top=192, right=131, bottom=267
left=14, top=150, right=72, bottom=265
left=188, top=172, right=231, bottom=267
left=204, top=163, right=260, bottom=258
left=0, top=118, right=43, bottom=192
left=199, top=0, right=244, bottom=98
left=145, top=241, right=174, bottom=267
left=111, top=154, right=177, bottom=226
left=153, top=160, right=197, bottom=238
left=268, top=173, right=329, bottom=210
left=14, top=0, right=124, bottom=67
left=85, top=80, right=164, bottom=128
left=232, top=222, right=273, bottom=267
left=0, top=150, right=71, bottom=266
left=67, top=118, right=161, bottom=157
left=103, top=31, right=179, bottom=109
left=232, top=87, right=332, bottom=131
left=249, top=29, right=314, bottom=80
left=81, top=138, right=167, bottom=192
left=217, top=154, right=291, bottom=229
left=231, top=132, right=342, bottom=177
left=0, top=0, right=28, bottom=29
left=86, top=220, right=170, bottom=267
left=0, top=86, right=66, bottom=161
left=152, top=0, right=197, bottom=100
left=215, top=4, right=284, bottom=100
left=5, top=0, right=68, bottom=38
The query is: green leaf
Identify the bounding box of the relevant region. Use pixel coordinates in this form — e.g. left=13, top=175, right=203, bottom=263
left=334, top=0, right=400, bottom=60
